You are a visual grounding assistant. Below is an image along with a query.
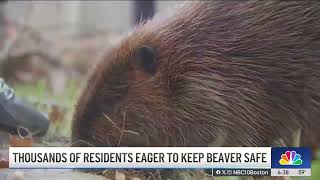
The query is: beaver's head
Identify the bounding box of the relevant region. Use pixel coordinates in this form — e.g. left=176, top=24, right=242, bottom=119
left=70, top=18, right=231, bottom=147
left=71, top=1, right=277, bottom=147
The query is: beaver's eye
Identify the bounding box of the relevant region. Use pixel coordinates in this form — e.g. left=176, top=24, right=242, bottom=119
left=135, top=45, right=157, bottom=74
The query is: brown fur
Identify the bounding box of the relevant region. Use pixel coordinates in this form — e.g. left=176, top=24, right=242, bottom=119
left=72, top=1, right=320, bottom=147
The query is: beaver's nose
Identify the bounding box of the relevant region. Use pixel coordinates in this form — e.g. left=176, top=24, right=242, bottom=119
left=0, top=82, right=49, bottom=136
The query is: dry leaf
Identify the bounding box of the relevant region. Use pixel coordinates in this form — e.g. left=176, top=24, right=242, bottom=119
left=0, top=150, right=9, bottom=168
left=49, top=105, right=65, bottom=125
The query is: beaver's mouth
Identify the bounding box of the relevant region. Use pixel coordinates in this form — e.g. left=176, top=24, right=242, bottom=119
left=71, top=133, right=148, bottom=147
left=71, top=121, right=148, bottom=147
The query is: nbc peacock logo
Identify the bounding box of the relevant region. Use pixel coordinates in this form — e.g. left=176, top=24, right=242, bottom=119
left=279, top=151, right=303, bottom=165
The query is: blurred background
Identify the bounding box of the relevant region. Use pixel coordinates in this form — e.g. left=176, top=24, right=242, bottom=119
left=0, top=0, right=182, bottom=142
left=0, top=1, right=318, bottom=179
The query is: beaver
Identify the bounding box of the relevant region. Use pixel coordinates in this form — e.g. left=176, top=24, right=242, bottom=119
left=72, top=1, right=320, bottom=147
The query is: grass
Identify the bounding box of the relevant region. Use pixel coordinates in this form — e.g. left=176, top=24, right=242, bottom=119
left=13, top=80, right=78, bottom=110
left=311, top=160, right=320, bottom=180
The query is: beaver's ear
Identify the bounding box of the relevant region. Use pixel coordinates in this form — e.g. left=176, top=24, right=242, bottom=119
left=135, top=45, right=157, bottom=74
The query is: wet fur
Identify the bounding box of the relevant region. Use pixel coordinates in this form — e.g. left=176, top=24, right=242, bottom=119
left=72, top=1, right=320, bottom=147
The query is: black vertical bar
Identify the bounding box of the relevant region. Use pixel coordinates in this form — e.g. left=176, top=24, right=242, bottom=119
left=133, top=0, right=155, bottom=26
left=0, top=1, right=7, bottom=29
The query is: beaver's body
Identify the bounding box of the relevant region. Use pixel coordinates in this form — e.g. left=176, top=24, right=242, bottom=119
left=72, top=1, right=320, bottom=147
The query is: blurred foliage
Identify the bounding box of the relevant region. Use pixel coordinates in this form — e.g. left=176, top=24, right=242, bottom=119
left=311, top=160, right=320, bottom=180
left=13, top=80, right=78, bottom=108
left=13, top=80, right=80, bottom=142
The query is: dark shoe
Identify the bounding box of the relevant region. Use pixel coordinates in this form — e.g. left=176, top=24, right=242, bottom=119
left=0, top=79, right=49, bottom=136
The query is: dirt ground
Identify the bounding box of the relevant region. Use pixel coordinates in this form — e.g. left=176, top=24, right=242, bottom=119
left=0, top=169, right=107, bottom=180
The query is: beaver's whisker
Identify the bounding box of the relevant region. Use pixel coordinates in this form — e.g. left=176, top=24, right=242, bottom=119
left=178, top=127, right=187, bottom=147
left=70, top=139, right=95, bottom=147
left=117, top=132, right=123, bottom=147
left=123, top=130, right=140, bottom=135
left=117, top=110, right=127, bottom=147
left=103, top=113, right=121, bottom=131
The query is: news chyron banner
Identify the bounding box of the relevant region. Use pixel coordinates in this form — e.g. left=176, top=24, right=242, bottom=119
left=9, top=147, right=311, bottom=177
